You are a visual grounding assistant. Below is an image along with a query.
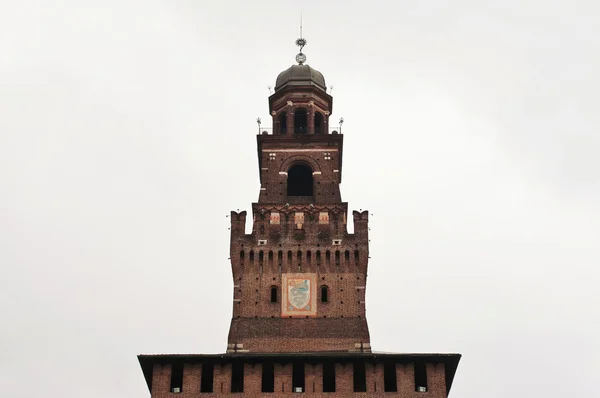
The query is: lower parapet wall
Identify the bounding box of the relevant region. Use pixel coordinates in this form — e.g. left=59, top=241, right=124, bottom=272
left=138, top=353, right=461, bottom=397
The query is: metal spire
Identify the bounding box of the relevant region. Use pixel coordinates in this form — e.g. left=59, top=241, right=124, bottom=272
left=295, top=13, right=307, bottom=65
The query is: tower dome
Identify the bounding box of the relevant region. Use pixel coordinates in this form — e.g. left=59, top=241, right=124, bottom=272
left=274, top=64, right=327, bottom=92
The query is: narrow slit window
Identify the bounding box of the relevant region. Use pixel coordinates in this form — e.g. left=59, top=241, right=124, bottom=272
left=170, top=363, right=184, bottom=393
left=321, top=285, right=329, bottom=303
left=270, top=286, right=278, bottom=303
left=201, top=363, right=214, bottom=393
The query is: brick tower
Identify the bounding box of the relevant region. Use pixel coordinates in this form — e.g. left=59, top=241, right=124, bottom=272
left=139, top=39, right=461, bottom=397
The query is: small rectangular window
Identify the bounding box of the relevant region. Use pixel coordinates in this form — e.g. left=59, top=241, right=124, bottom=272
left=292, top=362, right=305, bottom=392
left=200, top=363, right=214, bottom=392
left=414, top=361, right=427, bottom=392
left=383, top=362, right=397, bottom=392
left=353, top=362, right=367, bottom=392
left=231, top=362, right=244, bottom=393
left=323, top=362, right=336, bottom=392
left=261, top=362, right=274, bottom=392
left=170, top=363, right=184, bottom=393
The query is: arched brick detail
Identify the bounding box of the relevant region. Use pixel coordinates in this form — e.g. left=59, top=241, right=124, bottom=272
left=279, top=155, right=321, bottom=174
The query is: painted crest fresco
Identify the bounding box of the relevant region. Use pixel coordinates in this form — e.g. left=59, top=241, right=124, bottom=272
left=281, top=273, right=317, bottom=317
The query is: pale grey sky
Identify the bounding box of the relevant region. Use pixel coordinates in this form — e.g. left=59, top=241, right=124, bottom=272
left=1, top=1, right=599, bottom=397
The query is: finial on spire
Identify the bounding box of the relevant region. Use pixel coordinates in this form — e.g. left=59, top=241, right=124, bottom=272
left=295, top=13, right=307, bottom=65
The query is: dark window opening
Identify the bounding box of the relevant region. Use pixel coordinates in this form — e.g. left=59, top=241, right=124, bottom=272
left=297, top=250, right=302, bottom=263
left=294, top=108, right=307, bottom=134
left=384, top=362, right=397, bottom=392
left=292, top=362, right=305, bottom=392
left=270, top=286, right=278, bottom=303
left=323, top=362, right=336, bottom=392
left=354, top=250, right=359, bottom=264
left=249, top=250, right=254, bottom=264
left=316, top=250, right=321, bottom=265
left=345, top=250, right=350, bottom=264
left=239, top=250, right=244, bottom=265
left=261, top=362, right=274, bottom=392
left=353, top=362, right=367, bottom=392
left=414, top=361, right=427, bottom=392
left=268, top=251, right=273, bottom=267
left=279, top=112, right=287, bottom=135
left=335, top=250, right=340, bottom=264
left=259, top=251, right=264, bottom=266
left=288, top=250, right=293, bottom=264
left=315, top=112, right=324, bottom=135
left=326, top=250, right=331, bottom=266
left=307, top=250, right=311, bottom=264
left=287, top=164, right=313, bottom=196
left=278, top=250, right=283, bottom=264
left=201, top=363, right=214, bottom=393
left=231, top=362, right=244, bottom=393
left=321, top=285, right=329, bottom=303
left=170, top=363, right=183, bottom=393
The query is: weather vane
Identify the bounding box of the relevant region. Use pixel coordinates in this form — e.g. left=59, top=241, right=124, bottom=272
left=295, top=13, right=307, bottom=65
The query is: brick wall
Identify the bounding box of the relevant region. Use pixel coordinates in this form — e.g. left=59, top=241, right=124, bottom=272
left=149, top=360, right=447, bottom=397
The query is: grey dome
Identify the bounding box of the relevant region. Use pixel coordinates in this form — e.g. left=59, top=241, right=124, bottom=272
left=275, top=64, right=326, bottom=92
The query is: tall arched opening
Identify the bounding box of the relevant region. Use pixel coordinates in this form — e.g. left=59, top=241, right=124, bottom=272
left=314, top=112, right=324, bottom=135
left=294, top=108, right=307, bottom=134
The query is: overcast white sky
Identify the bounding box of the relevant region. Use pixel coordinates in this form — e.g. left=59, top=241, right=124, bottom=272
left=1, top=1, right=599, bottom=397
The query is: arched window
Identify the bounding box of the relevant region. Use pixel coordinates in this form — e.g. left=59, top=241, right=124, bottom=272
left=287, top=164, right=313, bottom=196
left=239, top=250, right=245, bottom=265
left=321, top=285, right=329, bottom=303
left=278, top=112, right=287, bottom=135
left=294, top=108, right=308, bottom=134
left=270, top=286, right=278, bottom=303
left=315, top=112, right=324, bottom=135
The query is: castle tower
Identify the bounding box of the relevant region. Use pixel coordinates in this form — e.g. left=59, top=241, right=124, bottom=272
left=139, top=38, right=461, bottom=397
